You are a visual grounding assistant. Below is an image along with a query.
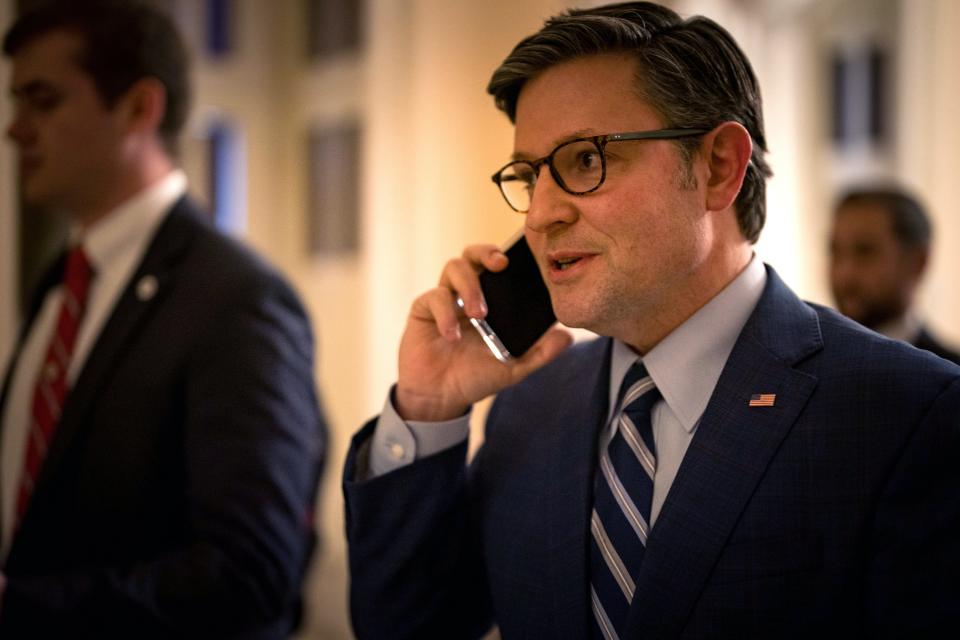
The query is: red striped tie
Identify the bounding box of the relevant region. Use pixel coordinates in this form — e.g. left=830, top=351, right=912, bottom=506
left=16, top=246, right=94, bottom=523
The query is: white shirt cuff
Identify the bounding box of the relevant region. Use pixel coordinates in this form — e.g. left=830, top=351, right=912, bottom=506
left=368, top=386, right=471, bottom=478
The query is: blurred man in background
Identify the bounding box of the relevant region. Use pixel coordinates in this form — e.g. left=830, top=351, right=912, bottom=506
left=830, top=186, right=960, bottom=364
left=0, top=1, right=325, bottom=636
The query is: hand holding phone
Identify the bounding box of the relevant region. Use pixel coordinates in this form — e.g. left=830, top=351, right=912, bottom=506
left=457, top=232, right=557, bottom=362
left=395, top=235, right=572, bottom=423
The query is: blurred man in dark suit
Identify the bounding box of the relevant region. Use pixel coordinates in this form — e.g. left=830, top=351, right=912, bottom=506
left=830, top=186, right=960, bottom=364
left=0, top=1, right=326, bottom=637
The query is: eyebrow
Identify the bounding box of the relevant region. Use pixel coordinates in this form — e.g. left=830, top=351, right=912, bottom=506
left=10, top=80, right=59, bottom=100
left=511, top=128, right=598, bottom=161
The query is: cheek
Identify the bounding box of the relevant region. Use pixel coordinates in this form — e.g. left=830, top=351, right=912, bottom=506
left=863, top=259, right=897, bottom=286
left=42, top=118, right=84, bottom=149
left=591, top=194, right=665, bottom=245
left=828, top=265, right=847, bottom=288
left=63, top=120, right=119, bottom=166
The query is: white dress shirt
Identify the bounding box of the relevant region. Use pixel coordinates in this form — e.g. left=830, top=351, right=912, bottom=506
left=367, top=255, right=767, bottom=526
left=0, top=170, right=187, bottom=559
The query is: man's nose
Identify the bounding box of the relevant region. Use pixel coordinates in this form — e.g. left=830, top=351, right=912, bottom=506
left=525, top=167, right=578, bottom=234
left=6, top=112, right=31, bottom=145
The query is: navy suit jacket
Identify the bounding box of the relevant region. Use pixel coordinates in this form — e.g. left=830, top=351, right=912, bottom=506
left=344, top=266, right=960, bottom=639
left=0, top=198, right=326, bottom=638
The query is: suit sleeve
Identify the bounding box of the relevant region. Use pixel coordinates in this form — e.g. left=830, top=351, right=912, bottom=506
left=864, top=375, right=960, bottom=637
left=343, top=419, right=494, bottom=640
left=1, top=277, right=327, bottom=637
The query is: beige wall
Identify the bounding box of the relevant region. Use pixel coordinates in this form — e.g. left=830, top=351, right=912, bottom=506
left=898, top=0, right=960, bottom=345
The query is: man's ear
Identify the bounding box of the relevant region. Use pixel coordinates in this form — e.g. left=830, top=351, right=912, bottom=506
left=118, top=77, right=167, bottom=138
left=701, top=121, right=752, bottom=213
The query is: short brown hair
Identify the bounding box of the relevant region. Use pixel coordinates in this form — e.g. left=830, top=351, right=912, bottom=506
left=488, top=2, right=772, bottom=243
left=835, top=187, right=932, bottom=252
left=4, top=0, right=191, bottom=156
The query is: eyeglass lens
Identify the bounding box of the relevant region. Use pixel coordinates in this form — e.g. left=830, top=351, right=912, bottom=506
left=497, top=138, right=604, bottom=212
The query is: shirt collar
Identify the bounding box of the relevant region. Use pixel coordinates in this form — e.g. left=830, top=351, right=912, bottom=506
left=71, top=170, right=187, bottom=272
left=609, top=255, right=767, bottom=433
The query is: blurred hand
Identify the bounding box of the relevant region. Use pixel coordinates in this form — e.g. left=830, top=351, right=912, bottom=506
left=396, top=243, right=573, bottom=422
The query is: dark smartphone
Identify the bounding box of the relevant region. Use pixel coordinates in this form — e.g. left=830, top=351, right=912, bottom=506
left=457, top=231, right=556, bottom=362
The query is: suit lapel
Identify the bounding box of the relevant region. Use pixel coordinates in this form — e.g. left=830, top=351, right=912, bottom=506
left=27, top=199, right=197, bottom=508
left=0, top=255, right=69, bottom=538
left=543, top=338, right=613, bottom=637
left=625, top=268, right=823, bottom=638
left=0, top=253, right=68, bottom=432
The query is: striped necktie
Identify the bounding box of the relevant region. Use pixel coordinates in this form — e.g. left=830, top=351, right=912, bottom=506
left=590, top=361, right=660, bottom=639
left=16, top=245, right=94, bottom=524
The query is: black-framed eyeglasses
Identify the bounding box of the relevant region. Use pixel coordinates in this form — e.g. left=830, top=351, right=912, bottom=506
left=490, top=128, right=709, bottom=213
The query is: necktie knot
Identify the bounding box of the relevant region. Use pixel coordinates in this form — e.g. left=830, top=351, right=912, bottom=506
left=64, top=245, right=94, bottom=295
left=618, top=362, right=660, bottom=432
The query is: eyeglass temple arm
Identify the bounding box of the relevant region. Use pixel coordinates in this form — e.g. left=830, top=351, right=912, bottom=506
left=607, top=128, right=710, bottom=142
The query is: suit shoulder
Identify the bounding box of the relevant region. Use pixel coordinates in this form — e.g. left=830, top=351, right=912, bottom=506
left=171, top=207, right=276, bottom=278
left=914, top=328, right=960, bottom=366
left=511, top=337, right=608, bottom=395
left=804, top=301, right=960, bottom=397
left=165, top=204, right=301, bottom=303
left=487, top=336, right=608, bottom=428
left=150, top=204, right=315, bottom=349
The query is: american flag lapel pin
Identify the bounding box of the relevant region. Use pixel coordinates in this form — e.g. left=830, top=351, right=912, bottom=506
left=749, top=393, right=776, bottom=407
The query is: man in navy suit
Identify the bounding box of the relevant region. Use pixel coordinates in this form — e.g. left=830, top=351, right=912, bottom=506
left=0, top=1, right=325, bottom=637
left=345, top=2, right=960, bottom=638
left=829, top=186, right=960, bottom=364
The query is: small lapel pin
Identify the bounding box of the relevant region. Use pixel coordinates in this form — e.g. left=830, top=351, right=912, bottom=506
left=749, top=393, right=776, bottom=407
left=136, top=275, right=158, bottom=301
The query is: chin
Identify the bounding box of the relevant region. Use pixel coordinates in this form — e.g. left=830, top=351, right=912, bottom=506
left=21, top=181, right=49, bottom=206
left=837, top=303, right=864, bottom=322
left=553, top=304, right=600, bottom=333
left=552, top=290, right=625, bottom=334
left=22, top=185, right=66, bottom=212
